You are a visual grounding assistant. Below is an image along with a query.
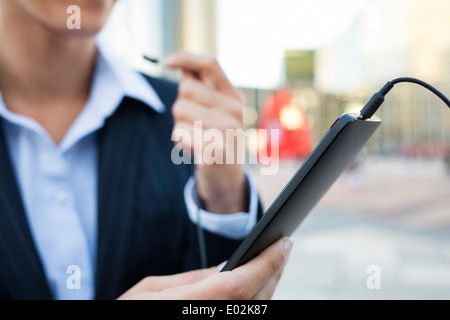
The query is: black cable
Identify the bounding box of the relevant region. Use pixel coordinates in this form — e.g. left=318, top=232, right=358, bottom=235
left=360, top=77, right=450, bottom=120
left=196, top=205, right=208, bottom=269
left=191, top=169, right=208, bottom=269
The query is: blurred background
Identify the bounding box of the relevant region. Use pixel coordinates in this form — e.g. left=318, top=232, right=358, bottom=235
left=99, top=0, right=450, bottom=299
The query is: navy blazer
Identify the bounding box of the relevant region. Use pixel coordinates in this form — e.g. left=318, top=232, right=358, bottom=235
left=0, top=76, right=256, bottom=300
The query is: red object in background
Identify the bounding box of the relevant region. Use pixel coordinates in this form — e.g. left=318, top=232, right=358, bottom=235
left=258, top=90, right=313, bottom=159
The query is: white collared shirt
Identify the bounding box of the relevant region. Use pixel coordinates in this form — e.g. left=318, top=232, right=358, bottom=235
left=0, top=44, right=257, bottom=300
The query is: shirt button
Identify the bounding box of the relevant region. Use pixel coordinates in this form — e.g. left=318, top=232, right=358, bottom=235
left=55, top=191, right=70, bottom=206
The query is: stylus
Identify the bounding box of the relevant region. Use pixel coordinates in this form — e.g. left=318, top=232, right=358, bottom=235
left=143, top=55, right=159, bottom=64
left=143, top=55, right=201, bottom=80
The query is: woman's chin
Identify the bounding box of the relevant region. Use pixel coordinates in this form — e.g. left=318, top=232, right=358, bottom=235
left=12, top=0, right=116, bottom=38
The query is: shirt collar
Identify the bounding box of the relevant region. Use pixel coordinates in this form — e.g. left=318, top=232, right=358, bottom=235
left=0, top=42, right=165, bottom=152
left=96, top=43, right=165, bottom=114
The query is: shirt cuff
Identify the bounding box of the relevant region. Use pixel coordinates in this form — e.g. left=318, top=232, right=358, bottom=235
left=184, top=170, right=259, bottom=240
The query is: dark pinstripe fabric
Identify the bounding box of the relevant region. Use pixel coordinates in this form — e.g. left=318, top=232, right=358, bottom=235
left=0, top=122, right=51, bottom=300
left=0, top=76, right=256, bottom=300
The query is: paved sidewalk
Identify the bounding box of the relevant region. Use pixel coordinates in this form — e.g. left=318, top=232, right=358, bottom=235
left=250, top=158, right=450, bottom=299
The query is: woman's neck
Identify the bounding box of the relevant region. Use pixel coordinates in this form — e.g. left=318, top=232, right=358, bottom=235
left=0, top=3, right=97, bottom=106
left=0, top=1, right=98, bottom=144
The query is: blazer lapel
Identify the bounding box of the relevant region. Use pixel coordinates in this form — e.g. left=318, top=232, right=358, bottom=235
left=95, top=98, right=150, bottom=299
left=0, top=123, right=52, bottom=300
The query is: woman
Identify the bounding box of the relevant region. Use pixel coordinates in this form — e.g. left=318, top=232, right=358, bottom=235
left=0, top=0, right=292, bottom=300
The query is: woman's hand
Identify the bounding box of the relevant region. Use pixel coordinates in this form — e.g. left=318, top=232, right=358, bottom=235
left=165, top=53, right=248, bottom=214
left=118, top=237, right=293, bottom=300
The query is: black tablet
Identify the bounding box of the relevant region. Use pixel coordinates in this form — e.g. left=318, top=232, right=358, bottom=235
left=221, top=113, right=381, bottom=271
